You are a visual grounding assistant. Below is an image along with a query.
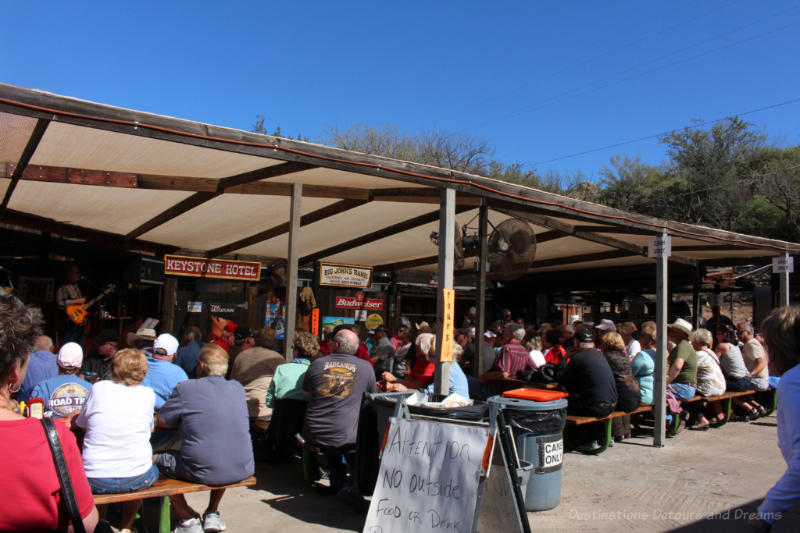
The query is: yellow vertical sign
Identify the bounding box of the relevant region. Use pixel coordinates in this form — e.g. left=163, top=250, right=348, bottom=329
left=440, top=288, right=456, bottom=362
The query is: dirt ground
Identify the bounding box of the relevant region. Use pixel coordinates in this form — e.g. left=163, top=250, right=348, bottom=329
left=151, top=413, right=798, bottom=532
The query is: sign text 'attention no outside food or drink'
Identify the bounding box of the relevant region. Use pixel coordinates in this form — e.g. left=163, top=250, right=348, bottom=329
left=364, top=417, right=490, bottom=533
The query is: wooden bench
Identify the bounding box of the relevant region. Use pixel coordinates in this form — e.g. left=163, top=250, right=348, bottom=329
left=566, top=405, right=654, bottom=454
left=665, top=390, right=757, bottom=436
left=565, top=388, right=778, bottom=454
left=93, top=476, right=256, bottom=533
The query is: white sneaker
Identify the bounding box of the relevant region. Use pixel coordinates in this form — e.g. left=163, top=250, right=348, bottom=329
left=173, top=517, right=203, bottom=533
left=203, top=511, right=227, bottom=532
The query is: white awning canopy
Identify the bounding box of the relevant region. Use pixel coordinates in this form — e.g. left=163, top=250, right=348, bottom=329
left=1, top=82, right=797, bottom=273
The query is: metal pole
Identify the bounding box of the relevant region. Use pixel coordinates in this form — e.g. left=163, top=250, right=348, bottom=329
left=434, top=188, right=455, bottom=396
left=284, top=183, right=302, bottom=361
left=474, top=199, right=488, bottom=377
left=653, top=232, right=668, bottom=447
left=779, top=252, right=790, bottom=307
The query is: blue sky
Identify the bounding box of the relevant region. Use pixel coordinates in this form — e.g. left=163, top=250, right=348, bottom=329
left=2, top=1, right=799, bottom=180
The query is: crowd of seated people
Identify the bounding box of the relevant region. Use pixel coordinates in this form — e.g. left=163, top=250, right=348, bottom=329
left=6, top=290, right=782, bottom=530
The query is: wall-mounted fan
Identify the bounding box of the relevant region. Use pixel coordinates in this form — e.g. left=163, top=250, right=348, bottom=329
left=487, top=219, right=537, bottom=280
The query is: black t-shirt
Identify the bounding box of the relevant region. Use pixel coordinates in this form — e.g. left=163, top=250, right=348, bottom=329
left=302, top=353, right=377, bottom=448
left=558, top=347, right=617, bottom=407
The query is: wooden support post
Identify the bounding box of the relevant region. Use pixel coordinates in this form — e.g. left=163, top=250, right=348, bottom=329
left=692, top=264, right=702, bottom=329
left=435, top=188, right=455, bottom=397
left=653, top=232, right=669, bottom=447
left=474, top=199, right=488, bottom=377
left=284, top=183, right=302, bottom=361
left=161, top=277, right=177, bottom=335
left=779, top=252, right=791, bottom=307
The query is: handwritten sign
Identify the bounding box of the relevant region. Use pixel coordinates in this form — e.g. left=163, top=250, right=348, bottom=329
left=364, top=417, right=490, bottom=533
left=439, top=289, right=455, bottom=362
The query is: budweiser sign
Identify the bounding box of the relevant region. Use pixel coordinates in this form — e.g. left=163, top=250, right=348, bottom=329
left=164, top=255, right=261, bottom=281
left=335, top=292, right=384, bottom=310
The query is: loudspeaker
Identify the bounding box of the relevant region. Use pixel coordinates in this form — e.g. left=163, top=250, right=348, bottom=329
left=125, top=257, right=164, bottom=286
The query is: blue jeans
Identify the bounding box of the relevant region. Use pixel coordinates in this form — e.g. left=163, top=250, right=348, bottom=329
left=320, top=445, right=357, bottom=493
left=668, top=383, right=696, bottom=402
left=89, top=463, right=159, bottom=494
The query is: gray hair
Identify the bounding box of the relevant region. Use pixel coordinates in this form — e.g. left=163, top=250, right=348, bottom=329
left=691, top=328, right=713, bottom=347
left=416, top=332, right=436, bottom=355
left=739, top=323, right=754, bottom=335
left=333, top=329, right=359, bottom=355
left=512, top=326, right=525, bottom=341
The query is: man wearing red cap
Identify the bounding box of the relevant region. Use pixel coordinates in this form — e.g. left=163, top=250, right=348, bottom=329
left=211, top=321, right=236, bottom=352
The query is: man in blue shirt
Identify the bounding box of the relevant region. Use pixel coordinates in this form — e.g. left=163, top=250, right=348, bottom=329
left=143, top=333, right=188, bottom=409
left=29, top=342, right=91, bottom=417
left=17, top=335, right=58, bottom=401
left=176, top=326, right=203, bottom=378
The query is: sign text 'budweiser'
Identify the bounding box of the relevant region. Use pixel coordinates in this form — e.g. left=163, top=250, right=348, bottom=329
left=164, top=254, right=261, bottom=281
left=334, top=292, right=384, bottom=310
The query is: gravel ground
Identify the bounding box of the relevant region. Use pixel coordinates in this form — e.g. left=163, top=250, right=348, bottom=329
left=158, top=412, right=798, bottom=532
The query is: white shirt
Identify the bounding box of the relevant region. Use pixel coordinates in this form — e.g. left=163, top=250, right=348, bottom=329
left=625, top=339, right=642, bottom=360
left=529, top=349, right=546, bottom=369
left=75, top=380, right=155, bottom=478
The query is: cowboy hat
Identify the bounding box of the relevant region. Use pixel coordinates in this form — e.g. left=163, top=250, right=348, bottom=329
left=668, top=318, right=693, bottom=336
left=126, top=327, right=157, bottom=346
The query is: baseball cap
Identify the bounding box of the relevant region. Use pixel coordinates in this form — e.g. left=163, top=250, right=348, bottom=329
left=595, top=319, right=616, bottom=332
left=57, top=342, right=83, bottom=370
left=368, top=325, right=387, bottom=335
left=234, top=325, right=252, bottom=343
left=575, top=329, right=594, bottom=343
left=153, top=333, right=179, bottom=356
left=483, top=330, right=497, bottom=338
left=224, top=321, right=238, bottom=333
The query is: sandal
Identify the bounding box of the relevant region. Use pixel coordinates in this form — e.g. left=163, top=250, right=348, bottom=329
left=747, top=408, right=761, bottom=421
left=688, top=423, right=710, bottom=431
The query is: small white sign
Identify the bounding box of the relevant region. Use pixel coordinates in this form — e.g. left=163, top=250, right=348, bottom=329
left=187, top=301, right=202, bottom=313
left=354, top=310, right=368, bottom=322
left=648, top=235, right=672, bottom=258
left=773, top=256, right=794, bottom=274
left=539, top=438, right=563, bottom=470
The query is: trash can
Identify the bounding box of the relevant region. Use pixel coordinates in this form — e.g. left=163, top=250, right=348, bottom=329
left=489, top=394, right=568, bottom=511
left=356, top=391, right=488, bottom=495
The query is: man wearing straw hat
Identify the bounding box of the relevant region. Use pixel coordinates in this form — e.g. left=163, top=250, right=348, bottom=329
left=666, top=318, right=698, bottom=401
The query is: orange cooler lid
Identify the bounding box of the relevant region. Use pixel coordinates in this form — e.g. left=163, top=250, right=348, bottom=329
left=502, top=388, right=569, bottom=401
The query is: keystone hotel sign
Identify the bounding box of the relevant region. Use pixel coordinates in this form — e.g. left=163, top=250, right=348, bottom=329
left=318, top=262, right=373, bottom=289
left=164, top=255, right=261, bottom=281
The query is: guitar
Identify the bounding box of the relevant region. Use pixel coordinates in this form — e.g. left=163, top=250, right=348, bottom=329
left=66, top=284, right=116, bottom=325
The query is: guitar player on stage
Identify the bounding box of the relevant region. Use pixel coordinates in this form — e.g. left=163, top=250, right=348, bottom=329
left=56, top=263, right=86, bottom=345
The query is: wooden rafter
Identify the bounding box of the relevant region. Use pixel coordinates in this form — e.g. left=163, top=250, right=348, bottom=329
left=126, top=162, right=317, bottom=240
left=1, top=209, right=171, bottom=255
left=0, top=119, right=49, bottom=215
left=298, top=205, right=473, bottom=266
left=207, top=199, right=368, bottom=258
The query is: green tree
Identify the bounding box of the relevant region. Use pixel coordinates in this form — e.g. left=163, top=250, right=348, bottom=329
left=659, top=117, right=766, bottom=229
left=598, top=155, right=663, bottom=213
left=747, top=147, right=800, bottom=241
